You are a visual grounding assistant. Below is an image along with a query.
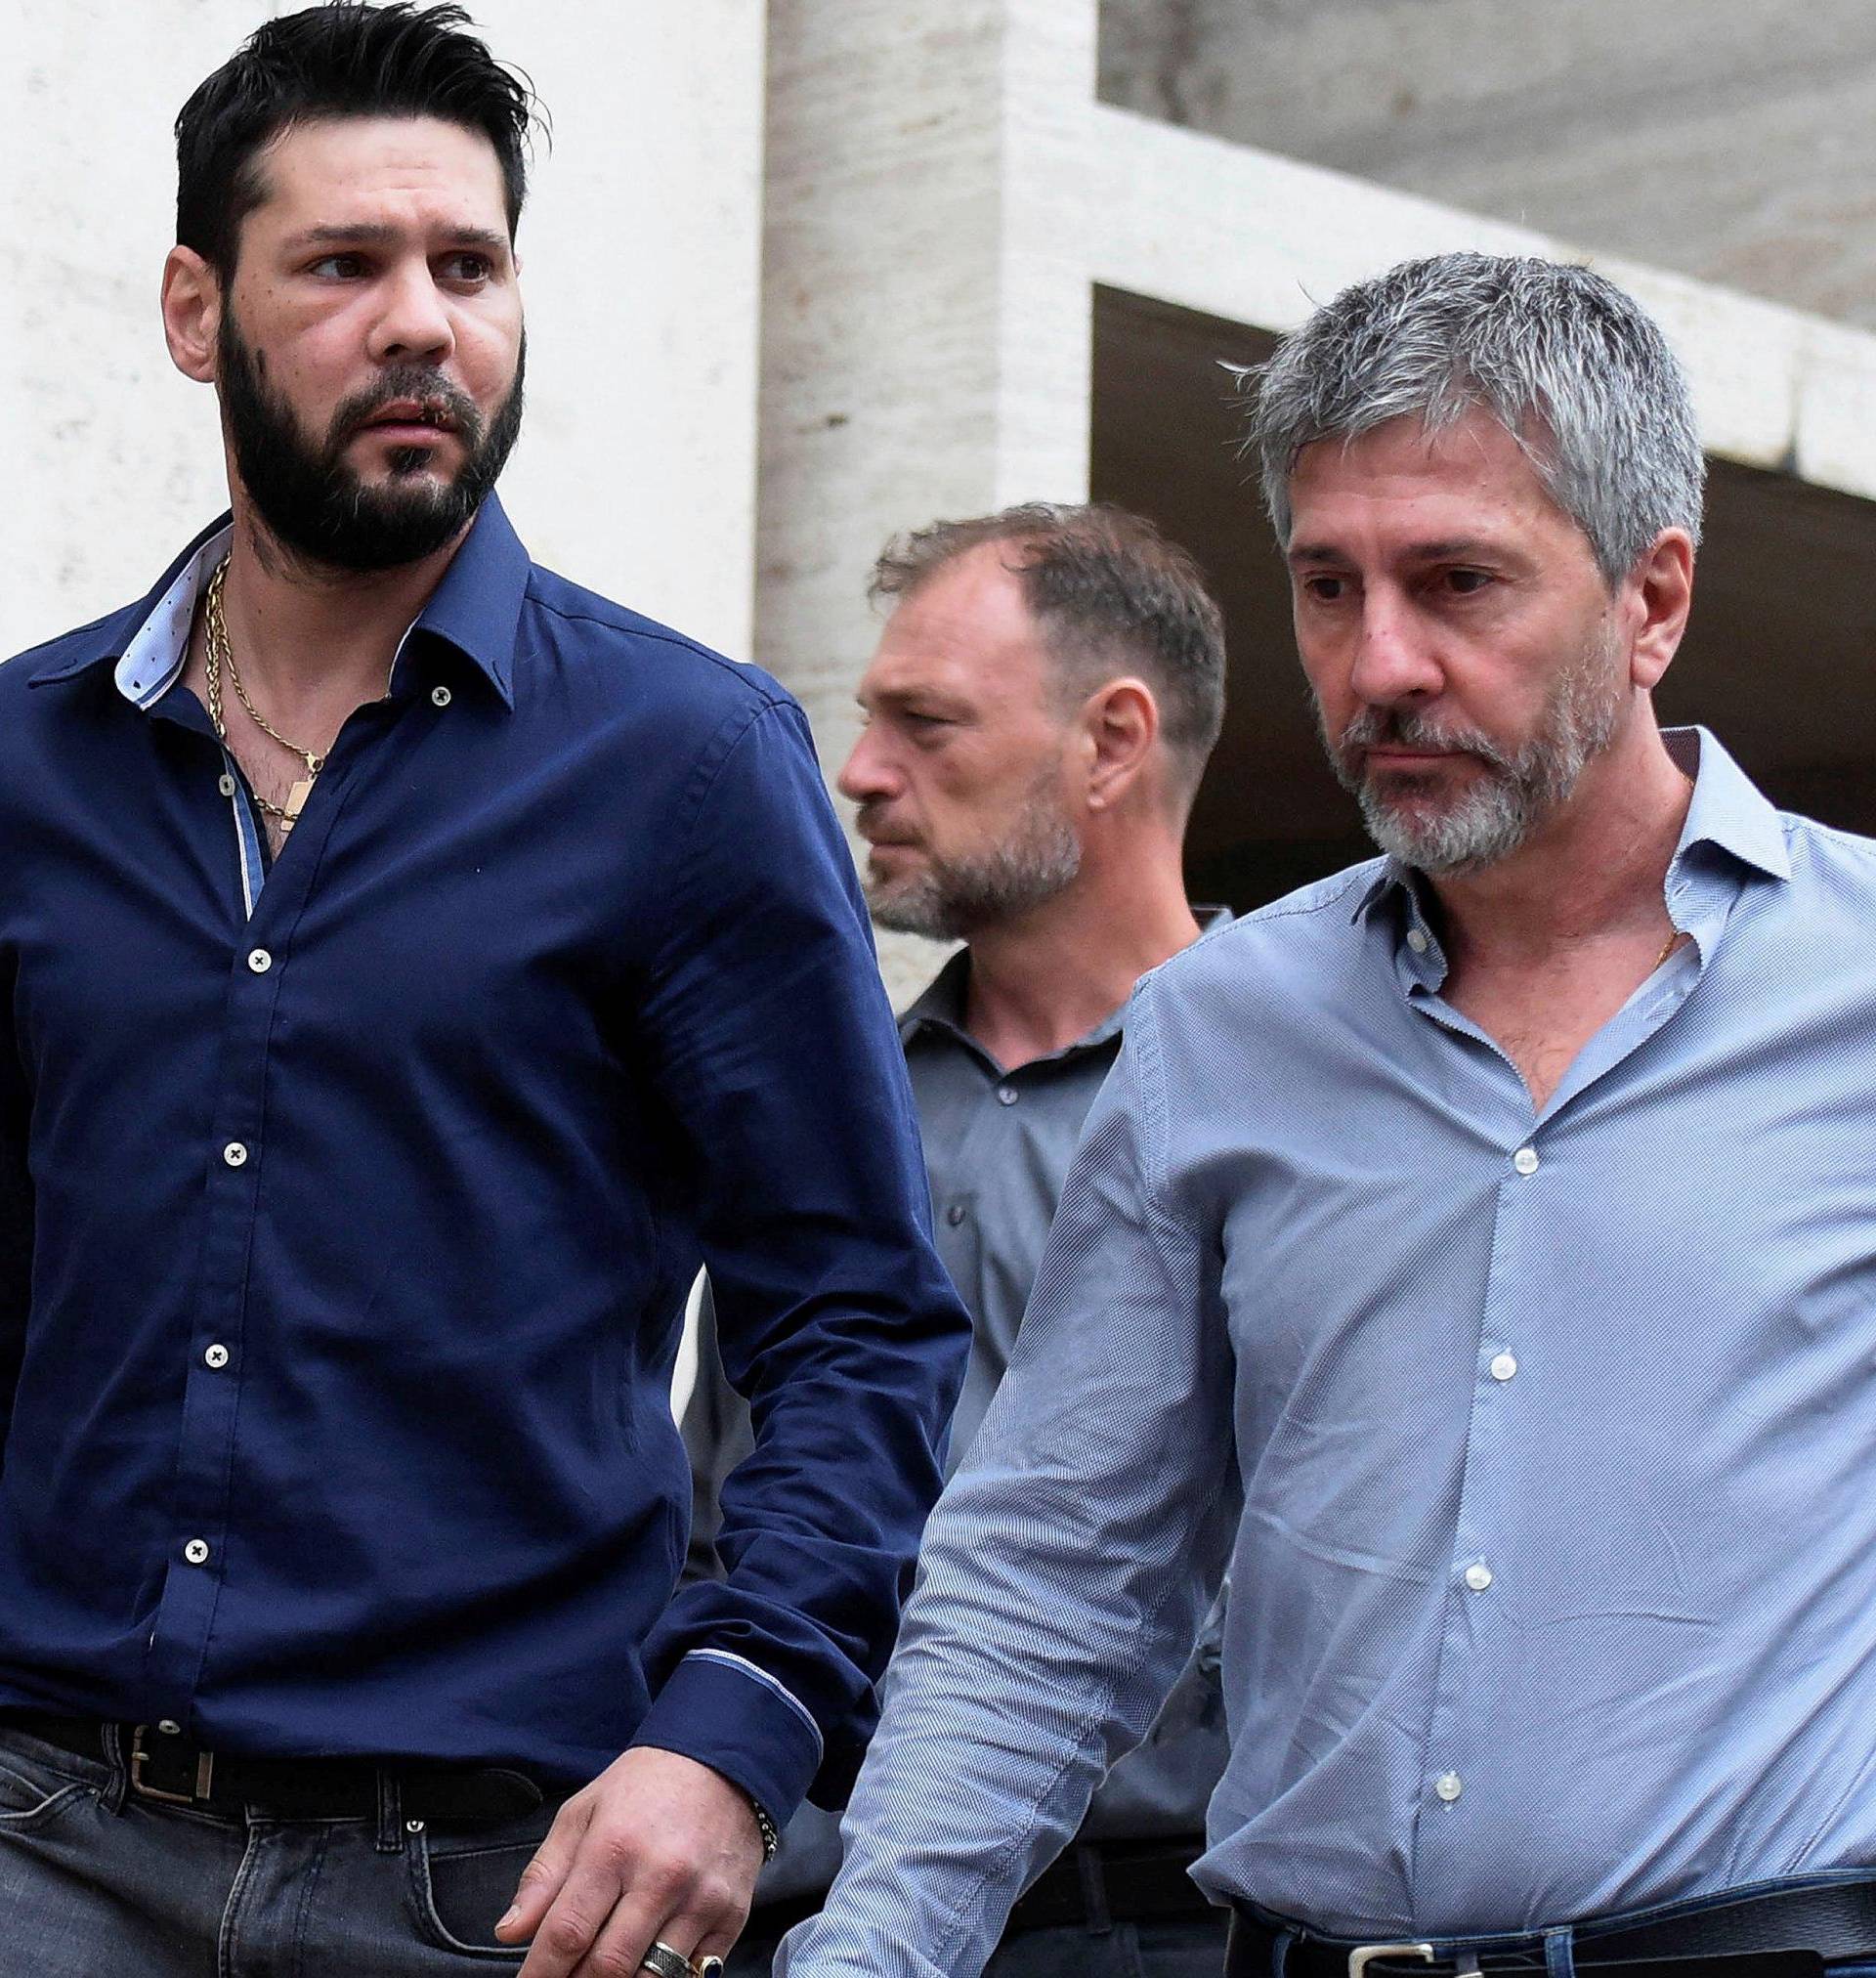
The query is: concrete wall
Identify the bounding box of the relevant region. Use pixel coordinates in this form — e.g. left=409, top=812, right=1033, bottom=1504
left=0, top=1, right=766, bottom=662
left=1098, top=0, right=1876, bottom=333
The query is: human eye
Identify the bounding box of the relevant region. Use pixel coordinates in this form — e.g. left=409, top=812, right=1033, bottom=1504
left=307, top=252, right=368, bottom=280
left=1298, top=573, right=1347, bottom=604
left=439, top=250, right=495, bottom=286
left=1441, top=567, right=1494, bottom=596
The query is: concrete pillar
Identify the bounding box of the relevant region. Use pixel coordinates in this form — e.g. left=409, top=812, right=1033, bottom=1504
left=756, top=0, right=1099, bottom=1002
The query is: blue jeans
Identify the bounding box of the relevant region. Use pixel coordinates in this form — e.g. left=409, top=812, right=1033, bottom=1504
left=0, top=1721, right=560, bottom=1972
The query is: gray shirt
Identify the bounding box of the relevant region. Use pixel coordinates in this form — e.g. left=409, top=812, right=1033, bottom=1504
left=683, top=928, right=1231, bottom=1904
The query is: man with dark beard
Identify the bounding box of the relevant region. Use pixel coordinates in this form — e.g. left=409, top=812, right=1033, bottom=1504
left=684, top=504, right=1231, bottom=1978
left=0, top=8, right=967, bottom=1976
left=781, top=255, right=1876, bottom=1978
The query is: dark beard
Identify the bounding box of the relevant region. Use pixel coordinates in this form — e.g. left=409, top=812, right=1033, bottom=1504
left=861, top=774, right=1083, bottom=941
left=217, top=312, right=525, bottom=573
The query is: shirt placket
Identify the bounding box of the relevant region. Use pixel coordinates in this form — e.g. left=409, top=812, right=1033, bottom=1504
left=1402, top=873, right=1730, bottom=1916
left=1406, top=1128, right=1541, bottom=1902
left=139, top=689, right=411, bottom=1729
left=141, top=917, right=288, bottom=1721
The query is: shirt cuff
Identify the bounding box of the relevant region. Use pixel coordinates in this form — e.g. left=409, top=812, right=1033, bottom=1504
left=629, top=1648, right=826, bottom=1827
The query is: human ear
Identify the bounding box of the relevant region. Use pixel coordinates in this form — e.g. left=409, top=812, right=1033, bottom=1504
left=161, top=246, right=223, bottom=386
left=1084, top=678, right=1159, bottom=811
left=1626, top=529, right=1695, bottom=692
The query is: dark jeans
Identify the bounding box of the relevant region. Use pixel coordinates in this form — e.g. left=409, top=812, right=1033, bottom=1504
left=734, top=1908, right=1228, bottom=1978
left=0, top=1720, right=559, bottom=1972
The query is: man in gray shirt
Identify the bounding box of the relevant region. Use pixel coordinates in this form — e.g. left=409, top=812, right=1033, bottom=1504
left=685, top=502, right=1230, bottom=1978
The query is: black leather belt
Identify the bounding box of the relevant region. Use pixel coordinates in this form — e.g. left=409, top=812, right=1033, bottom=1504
left=1005, top=1837, right=1215, bottom=1934
left=1228, top=1876, right=1876, bottom=1976
left=4, top=1714, right=545, bottom=1828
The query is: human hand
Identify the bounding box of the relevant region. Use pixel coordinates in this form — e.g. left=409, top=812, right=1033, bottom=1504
left=495, top=1745, right=764, bottom=1978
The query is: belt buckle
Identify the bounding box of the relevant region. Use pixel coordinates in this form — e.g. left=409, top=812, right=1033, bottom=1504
left=128, top=1725, right=214, bottom=1807
left=1348, top=1947, right=1434, bottom=1976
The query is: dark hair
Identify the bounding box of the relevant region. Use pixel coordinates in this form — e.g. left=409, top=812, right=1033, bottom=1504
left=175, top=3, right=539, bottom=276
left=871, top=502, right=1227, bottom=794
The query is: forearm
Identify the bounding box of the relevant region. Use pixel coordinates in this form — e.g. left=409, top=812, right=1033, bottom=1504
left=779, top=997, right=1239, bottom=1977
left=777, top=1395, right=1238, bottom=1978
left=642, top=696, right=969, bottom=1822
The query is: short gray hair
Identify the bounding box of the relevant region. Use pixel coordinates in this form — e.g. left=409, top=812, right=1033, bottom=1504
left=1246, top=252, right=1705, bottom=583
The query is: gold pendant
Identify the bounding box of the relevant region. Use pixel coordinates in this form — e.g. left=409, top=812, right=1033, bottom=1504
left=281, top=777, right=315, bottom=835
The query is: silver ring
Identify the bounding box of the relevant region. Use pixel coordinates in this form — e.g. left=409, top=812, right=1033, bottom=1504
left=641, top=1943, right=694, bottom=1978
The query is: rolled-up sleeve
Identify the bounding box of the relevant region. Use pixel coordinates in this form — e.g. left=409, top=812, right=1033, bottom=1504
left=779, top=975, right=1241, bottom=1978
left=630, top=697, right=970, bottom=1828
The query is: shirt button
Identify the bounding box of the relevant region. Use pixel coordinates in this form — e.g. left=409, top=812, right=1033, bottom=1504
left=183, top=1539, right=211, bottom=1566
left=1406, top=927, right=1428, bottom=954
left=1490, top=1352, right=1518, bottom=1382
left=1512, top=1145, right=1539, bottom=1176
left=945, top=1203, right=967, bottom=1226
left=204, top=1344, right=230, bottom=1370
left=246, top=948, right=272, bottom=974
left=1434, top=1772, right=1463, bottom=1802
left=218, top=773, right=237, bottom=797
left=155, top=1720, right=182, bottom=1737
left=1464, top=1562, right=1494, bottom=1592
left=223, top=1141, right=248, bottom=1168
left=997, top=1087, right=1018, bottom=1106
left=431, top=685, right=452, bottom=709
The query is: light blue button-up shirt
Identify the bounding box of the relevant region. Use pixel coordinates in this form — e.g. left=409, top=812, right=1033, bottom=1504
left=780, top=728, right=1876, bottom=1977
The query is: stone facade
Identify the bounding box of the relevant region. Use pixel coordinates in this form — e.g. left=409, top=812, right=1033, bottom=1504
left=1099, top=0, right=1876, bottom=332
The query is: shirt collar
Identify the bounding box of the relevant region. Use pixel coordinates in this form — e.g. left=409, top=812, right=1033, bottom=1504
left=113, top=522, right=232, bottom=710
left=898, top=948, right=973, bottom=1047
left=899, top=905, right=1234, bottom=1057
left=1351, top=723, right=1791, bottom=931
left=1663, top=725, right=1791, bottom=884
left=27, top=493, right=531, bottom=712
left=405, top=493, right=529, bottom=709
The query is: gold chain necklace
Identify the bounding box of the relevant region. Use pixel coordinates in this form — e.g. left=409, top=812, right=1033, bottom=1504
left=203, top=557, right=323, bottom=836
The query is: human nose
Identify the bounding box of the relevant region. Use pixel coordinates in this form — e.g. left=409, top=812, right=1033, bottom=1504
left=1346, top=586, right=1443, bottom=708
left=366, top=260, right=455, bottom=366
left=837, top=723, right=896, bottom=804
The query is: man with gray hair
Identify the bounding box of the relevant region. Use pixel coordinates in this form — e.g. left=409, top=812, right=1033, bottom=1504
left=780, top=251, right=1876, bottom=1978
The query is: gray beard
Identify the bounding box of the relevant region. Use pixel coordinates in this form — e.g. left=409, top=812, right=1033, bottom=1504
left=866, top=794, right=1083, bottom=941
left=1329, top=640, right=1624, bottom=876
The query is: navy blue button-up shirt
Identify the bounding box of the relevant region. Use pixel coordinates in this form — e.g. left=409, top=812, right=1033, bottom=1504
left=0, top=496, right=968, bottom=1828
